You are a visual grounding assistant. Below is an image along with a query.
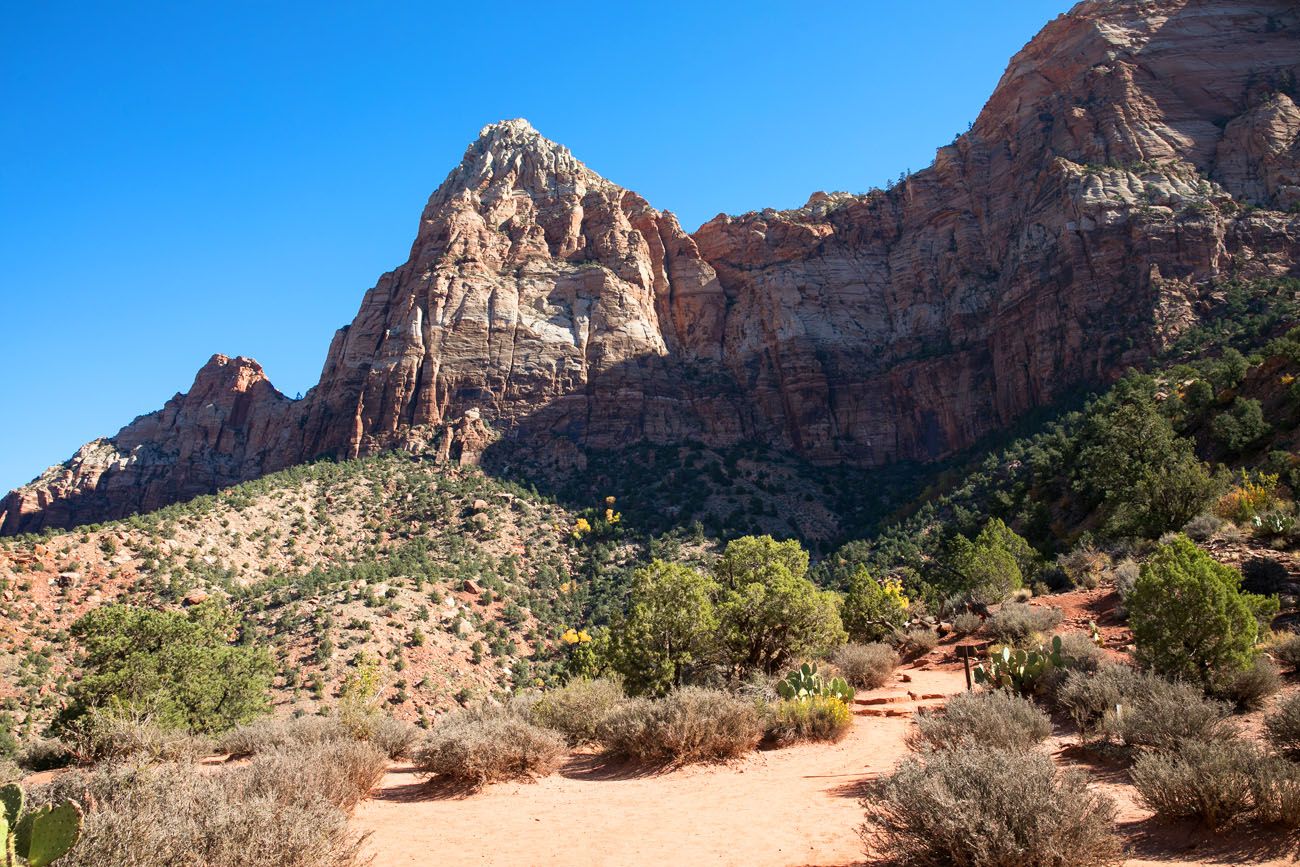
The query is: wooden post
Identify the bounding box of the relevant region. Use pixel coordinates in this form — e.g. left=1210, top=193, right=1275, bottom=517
left=958, top=644, right=973, bottom=691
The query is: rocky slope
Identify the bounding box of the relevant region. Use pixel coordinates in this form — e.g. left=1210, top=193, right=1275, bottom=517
left=4, top=0, right=1300, bottom=535
left=0, top=453, right=599, bottom=729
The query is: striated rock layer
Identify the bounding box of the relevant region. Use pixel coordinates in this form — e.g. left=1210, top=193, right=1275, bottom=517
left=5, top=0, right=1300, bottom=534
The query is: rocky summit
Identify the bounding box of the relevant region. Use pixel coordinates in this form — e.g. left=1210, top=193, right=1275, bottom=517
left=4, top=0, right=1299, bottom=535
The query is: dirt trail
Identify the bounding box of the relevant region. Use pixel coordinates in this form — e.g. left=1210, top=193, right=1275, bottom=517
left=355, top=599, right=1300, bottom=867
left=353, top=667, right=963, bottom=867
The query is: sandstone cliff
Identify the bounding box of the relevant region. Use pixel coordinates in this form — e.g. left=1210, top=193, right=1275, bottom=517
left=4, top=0, right=1299, bottom=535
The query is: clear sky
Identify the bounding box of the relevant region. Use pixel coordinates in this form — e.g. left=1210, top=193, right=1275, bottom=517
left=0, top=0, right=1073, bottom=494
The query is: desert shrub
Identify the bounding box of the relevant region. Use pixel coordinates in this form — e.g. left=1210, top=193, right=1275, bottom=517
left=986, top=603, right=1063, bottom=644
left=66, top=601, right=273, bottom=734
left=1182, top=513, right=1224, bottom=542
left=218, top=716, right=350, bottom=757
left=1127, top=535, right=1276, bottom=687
left=831, top=643, right=898, bottom=689
left=597, top=687, right=761, bottom=765
left=892, top=627, right=938, bottom=658
left=862, top=747, right=1121, bottom=867
left=414, top=708, right=565, bottom=789
left=1252, top=754, right=1300, bottom=828
left=1056, top=666, right=1144, bottom=738
left=243, top=740, right=388, bottom=810
left=951, top=611, right=982, bottom=635
left=1216, top=472, right=1279, bottom=523
left=1111, top=558, right=1140, bottom=600
left=1024, top=632, right=1107, bottom=700
left=1054, top=665, right=1231, bottom=748
left=1104, top=679, right=1235, bottom=751
left=336, top=654, right=383, bottom=738
left=1265, top=692, right=1300, bottom=758
left=1055, top=631, right=1106, bottom=674
left=1213, top=655, right=1281, bottom=711
left=530, top=677, right=626, bottom=745
left=1273, top=632, right=1300, bottom=672
left=766, top=695, right=852, bottom=744
left=841, top=569, right=910, bottom=642
left=910, top=690, right=1050, bottom=753
left=1131, top=740, right=1258, bottom=830
left=369, top=715, right=421, bottom=759
left=17, top=737, right=73, bottom=771
left=38, top=740, right=386, bottom=867
left=63, top=709, right=211, bottom=764
left=1058, top=545, right=1110, bottom=589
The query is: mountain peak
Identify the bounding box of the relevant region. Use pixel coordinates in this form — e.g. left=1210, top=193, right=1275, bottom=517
left=429, top=119, right=612, bottom=208
left=476, top=117, right=539, bottom=142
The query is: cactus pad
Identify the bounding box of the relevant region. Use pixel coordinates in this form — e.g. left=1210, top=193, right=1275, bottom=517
left=0, top=785, right=22, bottom=827
left=23, top=800, right=83, bottom=867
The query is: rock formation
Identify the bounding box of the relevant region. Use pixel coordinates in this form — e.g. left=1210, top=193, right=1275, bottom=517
left=4, top=0, right=1299, bottom=534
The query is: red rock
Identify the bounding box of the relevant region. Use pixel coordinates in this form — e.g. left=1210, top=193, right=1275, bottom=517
left=183, top=588, right=210, bottom=606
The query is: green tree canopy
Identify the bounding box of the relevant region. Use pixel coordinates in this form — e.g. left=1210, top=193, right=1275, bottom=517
left=714, top=534, right=810, bottom=590
left=713, top=536, right=845, bottom=674
left=65, top=601, right=273, bottom=734
left=612, top=560, right=719, bottom=696
left=1077, top=392, right=1216, bottom=537
left=1128, top=535, right=1277, bottom=686
left=937, top=518, right=1035, bottom=602
left=1211, top=397, right=1270, bottom=454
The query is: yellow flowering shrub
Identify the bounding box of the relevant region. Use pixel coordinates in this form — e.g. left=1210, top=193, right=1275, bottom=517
left=842, top=568, right=911, bottom=642
left=1216, top=472, right=1279, bottom=523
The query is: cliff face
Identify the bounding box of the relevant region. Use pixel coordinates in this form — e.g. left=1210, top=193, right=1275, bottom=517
left=4, top=0, right=1299, bottom=535
left=2, top=356, right=296, bottom=530
left=692, top=0, right=1300, bottom=464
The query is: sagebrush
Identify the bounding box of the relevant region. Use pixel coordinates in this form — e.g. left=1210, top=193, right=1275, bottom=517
left=862, top=747, right=1121, bottom=866
left=414, top=709, right=565, bottom=789
left=597, top=687, right=761, bottom=765
left=910, top=690, right=1050, bottom=753
left=832, top=643, right=899, bottom=689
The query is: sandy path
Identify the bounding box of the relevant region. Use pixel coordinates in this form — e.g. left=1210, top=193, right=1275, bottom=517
left=353, top=667, right=964, bottom=867
left=354, top=620, right=1300, bottom=867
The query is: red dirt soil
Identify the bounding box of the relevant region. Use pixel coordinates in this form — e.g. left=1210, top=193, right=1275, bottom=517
left=353, top=591, right=1300, bottom=866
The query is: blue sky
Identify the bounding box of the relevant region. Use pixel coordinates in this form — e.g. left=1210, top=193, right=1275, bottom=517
left=0, top=0, right=1072, bottom=494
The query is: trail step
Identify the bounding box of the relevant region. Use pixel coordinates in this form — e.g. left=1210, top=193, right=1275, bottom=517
left=855, top=693, right=911, bottom=706
left=855, top=707, right=915, bottom=718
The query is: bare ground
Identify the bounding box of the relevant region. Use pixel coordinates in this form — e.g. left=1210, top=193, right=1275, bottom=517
left=353, top=600, right=1300, bottom=866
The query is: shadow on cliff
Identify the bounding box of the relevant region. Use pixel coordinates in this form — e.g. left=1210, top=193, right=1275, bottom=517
left=469, top=350, right=1095, bottom=552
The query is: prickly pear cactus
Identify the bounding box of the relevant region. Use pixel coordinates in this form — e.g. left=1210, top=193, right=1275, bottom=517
left=0, top=783, right=83, bottom=867
left=826, top=676, right=853, bottom=702
left=776, top=664, right=853, bottom=701
left=0, top=785, right=22, bottom=828
left=20, top=801, right=83, bottom=867
left=973, top=635, right=1065, bottom=694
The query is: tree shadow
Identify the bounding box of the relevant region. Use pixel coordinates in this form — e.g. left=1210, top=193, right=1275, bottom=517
left=558, top=752, right=684, bottom=782
left=372, top=775, right=483, bottom=802
left=1119, top=814, right=1300, bottom=864
left=826, top=775, right=882, bottom=800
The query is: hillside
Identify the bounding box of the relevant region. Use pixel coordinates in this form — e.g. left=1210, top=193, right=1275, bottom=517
left=0, top=455, right=628, bottom=736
